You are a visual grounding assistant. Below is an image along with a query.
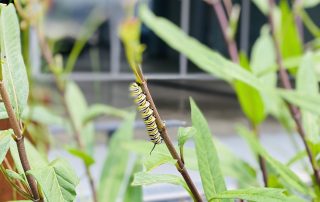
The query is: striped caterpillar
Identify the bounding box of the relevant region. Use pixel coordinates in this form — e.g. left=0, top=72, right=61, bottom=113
left=129, top=82, right=163, bottom=153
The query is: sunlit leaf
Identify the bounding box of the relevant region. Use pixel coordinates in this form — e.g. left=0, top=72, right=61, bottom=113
left=124, top=159, right=143, bottom=202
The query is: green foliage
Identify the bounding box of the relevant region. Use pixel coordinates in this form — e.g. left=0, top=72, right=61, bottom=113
left=132, top=172, right=191, bottom=195
left=237, top=125, right=315, bottom=197
left=28, top=158, right=79, bottom=202
left=234, top=53, right=266, bottom=126
left=67, top=147, right=95, bottom=167
left=21, top=105, right=65, bottom=125
left=124, top=160, right=143, bottom=202
left=190, top=98, right=229, bottom=201
left=98, top=113, right=136, bottom=202
left=177, top=127, right=196, bottom=148
left=65, top=81, right=95, bottom=155
left=83, top=104, right=128, bottom=124
left=279, top=0, right=302, bottom=75
left=210, top=188, right=306, bottom=202
left=0, top=130, right=12, bottom=164
left=0, top=4, right=29, bottom=119
left=296, top=52, right=320, bottom=143
left=64, top=8, right=107, bottom=73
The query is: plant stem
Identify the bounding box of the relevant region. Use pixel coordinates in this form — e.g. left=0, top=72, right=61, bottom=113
left=206, top=0, right=239, bottom=63
left=268, top=0, right=320, bottom=186
left=251, top=123, right=268, bottom=187
left=0, top=82, right=40, bottom=201
left=140, top=79, right=202, bottom=202
left=36, top=24, right=98, bottom=202
left=293, top=0, right=304, bottom=43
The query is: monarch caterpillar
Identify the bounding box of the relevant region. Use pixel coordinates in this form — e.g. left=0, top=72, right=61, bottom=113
left=129, top=82, right=163, bottom=153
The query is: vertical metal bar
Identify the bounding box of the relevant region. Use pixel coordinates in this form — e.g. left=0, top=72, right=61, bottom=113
left=179, top=0, right=190, bottom=75
left=240, top=0, right=251, bottom=54
left=110, top=3, right=122, bottom=75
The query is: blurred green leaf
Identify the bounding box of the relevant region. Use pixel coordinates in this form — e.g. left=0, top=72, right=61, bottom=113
left=215, top=141, right=258, bottom=188
left=28, top=158, right=79, bottom=202
left=277, top=89, right=320, bottom=116
left=210, top=188, right=306, bottom=202
left=83, top=104, right=128, bottom=124
left=304, top=0, right=320, bottom=8
left=22, top=105, right=64, bottom=125
left=65, top=81, right=95, bottom=155
left=132, top=172, right=191, bottom=195
left=0, top=130, right=12, bottom=164
left=65, top=8, right=107, bottom=73
left=251, top=0, right=269, bottom=15
left=237, top=125, right=315, bottom=197
left=178, top=127, right=196, bottom=148
left=5, top=169, right=25, bottom=182
left=67, top=147, right=95, bottom=167
left=297, top=52, right=320, bottom=143
left=190, top=98, right=229, bottom=201
left=139, top=5, right=263, bottom=90
left=279, top=0, right=302, bottom=74
left=235, top=53, right=266, bottom=126
left=0, top=4, right=29, bottom=119
left=98, top=113, right=135, bottom=202
left=144, top=152, right=176, bottom=171
left=286, top=150, right=307, bottom=167
left=124, top=159, right=143, bottom=202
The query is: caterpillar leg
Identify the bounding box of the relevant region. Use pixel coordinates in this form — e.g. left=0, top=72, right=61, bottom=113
left=150, top=143, right=157, bottom=155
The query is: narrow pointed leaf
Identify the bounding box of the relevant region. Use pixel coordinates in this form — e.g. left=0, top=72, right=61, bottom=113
left=190, top=98, right=229, bottom=201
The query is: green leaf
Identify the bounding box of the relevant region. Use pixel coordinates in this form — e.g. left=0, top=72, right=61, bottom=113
left=98, top=113, right=136, bottom=202
left=10, top=138, right=48, bottom=175
left=279, top=0, right=302, bottom=74
left=190, top=98, right=229, bottom=201
left=0, top=4, right=29, bottom=119
left=21, top=105, right=64, bottom=125
left=66, top=147, right=95, bottom=167
left=234, top=67, right=266, bottom=125
left=139, top=5, right=262, bottom=91
left=210, top=188, right=305, bottom=202
left=0, top=130, right=12, bottom=164
left=65, top=81, right=95, bottom=155
left=65, top=7, right=107, bottom=73
left=83, top=104, right=128, bottom=124
left=215, top=141, right=258, bottom=188
left=286, top=150, right=307, bottom=167
left=144, top=152, right=176, bottom=171
left=303, top=0, right=320, bottom=8
left=251, top=0, right=269, bottom=15
left=296, top=52, right=320, bottom=143
left=5, top=169, right=26, bottom=182
left=124, top=159, right=143, bottom=202
left=28, top=158, right=79, bottom=202
left=277, top=89, right=320, bottom=116
left=132, top=172, right=190, bottom=194
left=237, top=125, right=315, bottom=197
left=178, top=127, right=196, bottom=148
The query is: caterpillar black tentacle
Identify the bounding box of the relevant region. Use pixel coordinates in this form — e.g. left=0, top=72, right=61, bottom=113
left=129, top=82, right=163, bottom=154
